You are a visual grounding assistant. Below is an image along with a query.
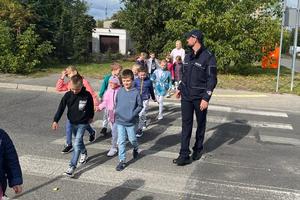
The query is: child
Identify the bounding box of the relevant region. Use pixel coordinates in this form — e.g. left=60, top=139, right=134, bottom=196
left=174, top=56, right=183, bottom=90
left=0, top=129, right=23, bottom=199
left=56, top=65, right=99, bottom=153
left=136, top=52, right=147, bottom=68
left=52, top=74, right=94, bottom=177
left=99, top=63, right=123, bottom=136
left=131, top=63, right=141, bottom=79
left=98, top=76, right=121, bottom=157
left=151, top=59, right=172, bottom=120
left=166, top=55, right=175, bottom=98
left=146, top=52, right=160, bottom=75
left=115, top=69, right=143, bottom=171
left=133, top=66, right=156, bottom=137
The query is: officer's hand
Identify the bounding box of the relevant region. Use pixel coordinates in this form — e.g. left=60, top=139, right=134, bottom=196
left=175, top=90, right=181, bottom=99
left=200, top=99, right=208, bottom=111
left=13, top=185, right=22, bottom=194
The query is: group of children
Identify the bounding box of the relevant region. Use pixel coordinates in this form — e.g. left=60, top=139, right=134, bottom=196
left=52, top=47, right=185, bottom=176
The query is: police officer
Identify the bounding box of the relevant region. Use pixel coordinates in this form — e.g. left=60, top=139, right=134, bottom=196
left=173, top=30, right=217, bottom=166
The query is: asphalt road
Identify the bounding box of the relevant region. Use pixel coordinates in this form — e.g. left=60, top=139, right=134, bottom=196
left=281, top=57, right=300, bottom=72
left=1, top=88, right=300, bottom=200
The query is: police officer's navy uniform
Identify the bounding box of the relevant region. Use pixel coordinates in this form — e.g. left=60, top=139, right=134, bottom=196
left=178, top=43, right=217, bottom=160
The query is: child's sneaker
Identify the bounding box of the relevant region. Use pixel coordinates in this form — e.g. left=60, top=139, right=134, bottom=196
left=79, top=152, right=88, bottom=165
left=89, top=129, right=96, bottom=142
left=133, top=148, right=139, bottom=159
left=136, top=129, right=143, bottom=138
left=64, top=166, right=76, bottom=177
left=61, top=145, right=73, bottom=154
left=116, top=161, right=126, bottom=171
left=107, top=147, right=118, bottom=157
left=157, top=114, right=163, bottom=120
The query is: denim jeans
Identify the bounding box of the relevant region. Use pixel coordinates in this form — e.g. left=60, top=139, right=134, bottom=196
left=70, top=123, right=88, bottom=167
left=66, top=120, right=94, bottom=146
left=117, top=124, right=138, bottom=162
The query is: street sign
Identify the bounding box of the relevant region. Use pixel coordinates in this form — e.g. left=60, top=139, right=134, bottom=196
left=284, top=8, right=300, bottom=27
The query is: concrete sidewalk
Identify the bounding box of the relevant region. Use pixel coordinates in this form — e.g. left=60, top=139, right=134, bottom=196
left=1, top=73, right=300, bottom=113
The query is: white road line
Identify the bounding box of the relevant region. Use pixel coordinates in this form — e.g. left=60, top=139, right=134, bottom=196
left=148, top=102, right=289, bottom=117
left=19, top=155, right=300, bottom=200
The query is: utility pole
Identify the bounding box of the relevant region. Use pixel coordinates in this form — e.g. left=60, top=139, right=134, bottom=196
left=276, top=0, right=287, bottom=92
left=291, top=0, right=300, bottom=91
left=105, top=4, right=108, bottom=19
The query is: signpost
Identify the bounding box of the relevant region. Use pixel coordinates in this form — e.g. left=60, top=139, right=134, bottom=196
left=277, top=0, right=300, bottom=92
left=291, top=0, right=300, bottom=91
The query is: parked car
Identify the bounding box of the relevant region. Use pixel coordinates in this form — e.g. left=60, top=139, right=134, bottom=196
left=289, top=46, right=300, bottom=56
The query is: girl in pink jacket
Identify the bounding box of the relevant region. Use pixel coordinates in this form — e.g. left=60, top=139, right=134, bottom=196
left=55, top=66, right=100, bottom=154
left=98, top=76, right=121, bottom=157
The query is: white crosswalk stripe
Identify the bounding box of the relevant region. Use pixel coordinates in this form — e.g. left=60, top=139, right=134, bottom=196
left=149, top=102, right=289, bottom=117
left=19, top=155, right=300, bottom=200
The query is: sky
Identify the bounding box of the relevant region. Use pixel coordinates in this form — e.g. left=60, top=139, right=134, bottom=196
left=85, top=0, right=122, bottom=20
left=85, top=0, right=299, bottom=20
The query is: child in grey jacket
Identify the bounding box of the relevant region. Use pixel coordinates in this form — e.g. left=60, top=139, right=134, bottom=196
left=115, top=69, right=143, bottom=171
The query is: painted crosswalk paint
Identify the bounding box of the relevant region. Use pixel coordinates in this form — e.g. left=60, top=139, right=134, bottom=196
left=19, top=155, right=300, bottom=200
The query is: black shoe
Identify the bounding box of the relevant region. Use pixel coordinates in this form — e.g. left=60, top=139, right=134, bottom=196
left=89, top=129, right=96, bottom=142
left=192, top=151, right=203, bottom=161
left=133, top=148, right=139, bottom=159
left=173, top=156, right=192, bottom=166
left=100, top=127, right=107, bottom=136
left=116, top=161, right=126, bottom=171
left=61, top=145, right=73, bottom=154
left=136, top=129, right=143, bottom=138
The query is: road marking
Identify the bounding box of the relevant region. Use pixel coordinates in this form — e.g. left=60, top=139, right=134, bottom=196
left=19, top=155, right=300, bottom=200
left=149, top=103, right=288, bottom=117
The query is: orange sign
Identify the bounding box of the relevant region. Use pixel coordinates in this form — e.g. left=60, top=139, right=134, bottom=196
left=262, top=47, right=279, bottom=69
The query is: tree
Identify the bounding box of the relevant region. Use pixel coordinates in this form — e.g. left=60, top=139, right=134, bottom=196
left=117, top=0, right=182, bottom=55
left=117, top=0, right=281, bottom=71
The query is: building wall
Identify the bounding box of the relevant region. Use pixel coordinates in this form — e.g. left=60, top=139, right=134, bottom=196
left=92, top=28, right=131, bottom=55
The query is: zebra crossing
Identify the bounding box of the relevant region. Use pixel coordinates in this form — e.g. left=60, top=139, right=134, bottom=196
left=17, top=104, right=300, bottom=200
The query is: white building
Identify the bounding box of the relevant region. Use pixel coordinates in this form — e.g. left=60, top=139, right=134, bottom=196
left=92, top=28, right=133, bottom=55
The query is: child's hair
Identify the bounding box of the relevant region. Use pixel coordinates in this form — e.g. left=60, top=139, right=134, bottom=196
left=149, top=52, right=155, bottom=56
left=132, top=63, right=141, bottom=71
left=166, top=55, right=172, bottom=63
left=111, top=62, right=122, bottom=71
left=121, top=69, right=134, bottom=80
left=175, top=56, right=182, bottom=62
left=160, top=59, right=167, bottom=68
left=138, top=66, right=148, bottom=73
left=66, top=65, right=79, bottom=75
left=140, top=52, right=147, bottom=59
left=71, top=74, right=83, bottom=88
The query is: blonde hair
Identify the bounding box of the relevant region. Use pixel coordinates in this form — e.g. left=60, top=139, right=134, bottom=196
left=140, top=52, right=147, bottom=59
left=111, top=62, right=122, bottom=71
left=176, top=40, right=182, bottom=46
left=66, top=65, right=78, bottom=73
left=132, top=63, right=141, bottom=71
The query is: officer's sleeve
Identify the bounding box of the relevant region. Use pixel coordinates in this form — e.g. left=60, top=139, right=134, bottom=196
left=203, top=55, right=217, bottom=102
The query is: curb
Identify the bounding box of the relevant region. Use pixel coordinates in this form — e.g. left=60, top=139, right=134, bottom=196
left=0, top=82, right=268, bottom=98
left=0, top=82, right=57, bottom=93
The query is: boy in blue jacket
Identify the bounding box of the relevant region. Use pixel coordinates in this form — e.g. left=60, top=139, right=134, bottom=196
left=133, top=66, right=156, bottom=137
left=0, top=129, right=23, bottom=198
left=115, top=69, right=143, bottom=171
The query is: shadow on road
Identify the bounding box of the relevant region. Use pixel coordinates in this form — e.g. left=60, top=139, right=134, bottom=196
left=204, top=120, right=251, bottom=153
left=97, top=178, right=145, bottom=200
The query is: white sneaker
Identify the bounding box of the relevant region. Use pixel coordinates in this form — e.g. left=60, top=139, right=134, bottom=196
left=107, top=147, right=118, bottom=157
left=79, top=152, right=88, bottom=164
left=157, top=115, right=163, bottom=120
left=64, top=166, right=75, bottom=177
